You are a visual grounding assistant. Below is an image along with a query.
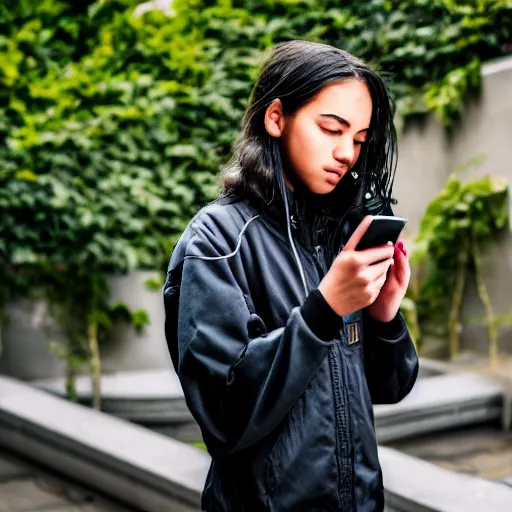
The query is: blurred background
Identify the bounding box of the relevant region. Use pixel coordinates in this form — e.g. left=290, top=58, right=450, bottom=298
left=1, top=0, right=512, bottom=510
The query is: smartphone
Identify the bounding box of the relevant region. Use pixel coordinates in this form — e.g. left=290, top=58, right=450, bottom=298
left=356, top=216, right=408, bottom=251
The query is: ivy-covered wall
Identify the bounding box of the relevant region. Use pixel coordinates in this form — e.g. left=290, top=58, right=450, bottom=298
left=1, top=0, right=511, bottom=274
left=393, top=55, right=512, bottom=357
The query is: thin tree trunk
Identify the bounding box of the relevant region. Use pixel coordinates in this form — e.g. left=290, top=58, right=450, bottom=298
left=472, top=238, right=498, bottom=367
left=66, top=355, right=77, bottom=402
left=410, top=261, right=423, bottom=302
left=405, top=261, right=423, bottom=350
left=407, top=305, right=421, bottom=351
left=88, top=320, right=102, bottom=410
left=448, top=239, right=469, bottom=360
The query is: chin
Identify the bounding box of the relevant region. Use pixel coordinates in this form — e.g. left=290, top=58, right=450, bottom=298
left=308, top=181, right=338, bottom=195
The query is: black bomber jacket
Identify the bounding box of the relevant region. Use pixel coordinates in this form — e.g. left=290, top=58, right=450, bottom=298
left=164, top=192, right=419, bottom=512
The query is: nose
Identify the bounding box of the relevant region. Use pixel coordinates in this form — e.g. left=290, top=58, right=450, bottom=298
left=333, top=137, right=355, bottom=168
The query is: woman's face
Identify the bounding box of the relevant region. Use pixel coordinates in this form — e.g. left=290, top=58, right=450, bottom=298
left=281, top=79, right=372, bottom=195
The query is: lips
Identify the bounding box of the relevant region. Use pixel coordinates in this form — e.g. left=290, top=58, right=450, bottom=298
left=324, top=168, right=344, bottom=178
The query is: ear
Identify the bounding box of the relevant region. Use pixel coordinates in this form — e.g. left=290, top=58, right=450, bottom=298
left=264, top=99, right=285, bottom=138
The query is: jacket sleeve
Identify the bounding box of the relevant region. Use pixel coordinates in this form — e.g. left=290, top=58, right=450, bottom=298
left=164, top=230, right=337, bottom=456
left=362, top=312, right=419, bottom=404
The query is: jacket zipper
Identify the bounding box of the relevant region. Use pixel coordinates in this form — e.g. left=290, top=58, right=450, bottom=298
left=338, top=345, right=355, bottom=511
left=299, top=251, right=354, bottom=510
left=304, top=221, right=355, bottom=511
left=328, top=345, right=354, bottom=511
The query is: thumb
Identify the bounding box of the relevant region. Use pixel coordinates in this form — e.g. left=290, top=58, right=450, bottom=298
left=343, top=216, right=373, bottom=252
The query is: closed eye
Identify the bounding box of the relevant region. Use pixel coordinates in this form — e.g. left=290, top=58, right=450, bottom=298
left=322, top=127, right=342, bottom=135
left=322, top=125, right=367, bottom=146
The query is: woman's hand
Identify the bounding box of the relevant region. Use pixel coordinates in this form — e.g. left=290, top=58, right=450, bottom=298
left=366, top=239, right=410, bottom=323
left=318, top=216, right=395, bottom=317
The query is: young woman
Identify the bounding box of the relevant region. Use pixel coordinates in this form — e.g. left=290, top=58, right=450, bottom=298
left=164, top=40, right=418, bottom=512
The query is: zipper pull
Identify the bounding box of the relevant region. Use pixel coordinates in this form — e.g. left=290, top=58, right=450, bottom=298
left=314, top=245, right=328, bottom=274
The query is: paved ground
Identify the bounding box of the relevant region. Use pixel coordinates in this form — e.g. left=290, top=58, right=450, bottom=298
left=386, top=424, right=512, bottom=482
left=0, top=451, right=130, bottom=512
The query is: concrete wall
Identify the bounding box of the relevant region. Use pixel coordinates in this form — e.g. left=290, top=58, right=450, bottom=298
left=393, top=54, right=512, bottom=356
left=0, top=271, right=171, bottom=381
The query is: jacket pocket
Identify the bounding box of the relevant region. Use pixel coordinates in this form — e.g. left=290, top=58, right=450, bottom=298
left=263, top=360, right=340, bottom=511
left=264, top=390, right=306, bottom=493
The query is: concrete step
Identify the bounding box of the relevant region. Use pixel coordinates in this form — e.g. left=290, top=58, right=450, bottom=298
left=34, top=365, right=505, bottom=445
left=380, top=445, right=512, bottom=512
left=375, top=372, right=504, bottom=442
left=2, top=375, right=512, bottom=511
left=0, top=376, right=209, bottom=511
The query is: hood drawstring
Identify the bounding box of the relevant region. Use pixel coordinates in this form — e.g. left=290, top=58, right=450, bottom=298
left=275, top=169, right=309, bottom=300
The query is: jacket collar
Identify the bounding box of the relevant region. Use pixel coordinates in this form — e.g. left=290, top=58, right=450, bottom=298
left=260, top=185, right=330, bottom=253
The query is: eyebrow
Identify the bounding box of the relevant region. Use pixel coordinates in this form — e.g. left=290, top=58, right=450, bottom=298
left=320, top=114, right=369, bottom=133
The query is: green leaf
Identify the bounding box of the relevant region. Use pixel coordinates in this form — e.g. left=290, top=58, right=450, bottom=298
left=132, top=309, right=150, bottom=331
left=15, top=169, right=38, bottom=182
left=166, top=144, right=200, bottom=158
left=144, top=275, right=164, bottom=291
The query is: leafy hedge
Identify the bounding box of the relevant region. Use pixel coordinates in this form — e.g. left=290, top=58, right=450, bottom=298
left=1, top=0, right=511, bottom=274
left=1, top=1, right=218, bottom=273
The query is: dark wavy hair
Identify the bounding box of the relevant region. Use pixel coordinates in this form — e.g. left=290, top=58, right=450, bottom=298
left=221, top=40, right=397, bottom=258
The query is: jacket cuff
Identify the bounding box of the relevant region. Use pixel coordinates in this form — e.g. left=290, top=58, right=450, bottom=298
left=301, top=289, right=343, bottom=341
left=364, top=312, right=406, bottom=341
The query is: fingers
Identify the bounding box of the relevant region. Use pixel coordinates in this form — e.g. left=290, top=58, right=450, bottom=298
left=362, top=261, right=391, bottom=304
left=343, top=216, right=373, bottom=252
left=335, top=244, right=394, bottom=272
left=357, top=245, right=395, bottom=266
left=396, top=239, right=407, bottom=258
left=374, top=272, right=388, bottom=293
left=364, top=258, right=394, bottom=282
left=390, top=243, right=411, bottom=282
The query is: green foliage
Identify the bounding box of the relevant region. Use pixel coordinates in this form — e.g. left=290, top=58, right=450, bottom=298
left=144, top=274, right=164, bottom=291
left=2, top=0, right=511, bottom=274
left=399, top=296, right=420, bottom=347
left=33, top=265, right=147, bottom=366
left=409, top=159, right=508, bottom=356
left=423, top=58, right=481, bottom=126
left=192, top=441, right=208, bottom=451
left=0, top=0, right=511, bottom=380
left=109, top=301, right=151, bottom=331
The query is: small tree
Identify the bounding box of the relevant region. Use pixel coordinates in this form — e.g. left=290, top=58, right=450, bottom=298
left=409, top=162, right=508, bottom=366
